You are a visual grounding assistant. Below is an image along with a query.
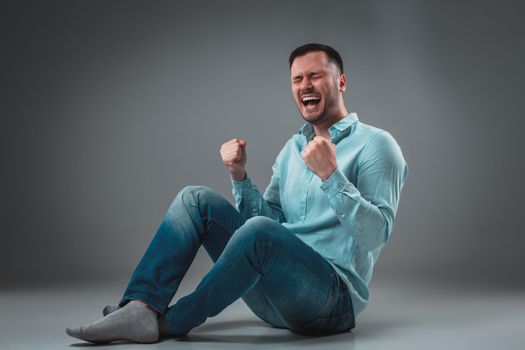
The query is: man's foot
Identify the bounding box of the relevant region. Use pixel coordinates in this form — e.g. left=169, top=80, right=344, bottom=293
left=103, top=304, right=172, bottom=338
left=66, top=300, right=159, bottom=343
left=102, top=304, right=120, bottom=316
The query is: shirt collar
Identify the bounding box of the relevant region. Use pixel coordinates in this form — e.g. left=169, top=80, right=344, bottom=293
left=298, top=113, right=359, bottom=143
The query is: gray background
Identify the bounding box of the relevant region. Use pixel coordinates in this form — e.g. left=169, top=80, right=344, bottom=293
left=2, top=0, right=524, bottom=290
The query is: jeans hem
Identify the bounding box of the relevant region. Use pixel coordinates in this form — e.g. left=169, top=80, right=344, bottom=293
left=119, top=294, right=165, bottom=315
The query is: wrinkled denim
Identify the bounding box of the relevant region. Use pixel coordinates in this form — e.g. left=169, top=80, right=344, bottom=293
left=120, top=185, right=354, bottom=336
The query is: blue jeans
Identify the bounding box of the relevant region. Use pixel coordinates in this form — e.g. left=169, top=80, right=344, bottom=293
left=119, top=186, right=355, bottom=336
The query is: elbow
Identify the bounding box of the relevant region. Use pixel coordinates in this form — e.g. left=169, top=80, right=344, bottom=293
left=377, top=211, right=395, bottom=250
left=368, top=224, right=389, bottom=252
left=380, top=218, right=393, bottom=248
left=360, top=211, right=393, bottom=252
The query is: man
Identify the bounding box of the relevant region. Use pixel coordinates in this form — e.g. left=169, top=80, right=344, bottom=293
left=66, top=43, right=408, bottom=343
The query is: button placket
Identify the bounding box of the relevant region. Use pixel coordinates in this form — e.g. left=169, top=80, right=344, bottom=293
left=302, top=172, right=315, bottom=221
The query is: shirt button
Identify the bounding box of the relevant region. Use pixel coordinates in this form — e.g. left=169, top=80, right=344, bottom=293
left=341, top=214, right=346, bottom=218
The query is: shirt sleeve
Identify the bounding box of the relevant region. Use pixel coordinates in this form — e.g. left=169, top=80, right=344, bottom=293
left=231, top=147, right=286, bottom=223
left=320, top=131, right=409, bottom=252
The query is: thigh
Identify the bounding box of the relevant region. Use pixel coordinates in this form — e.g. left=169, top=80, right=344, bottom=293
left=240, top=220, right=355, bottom=335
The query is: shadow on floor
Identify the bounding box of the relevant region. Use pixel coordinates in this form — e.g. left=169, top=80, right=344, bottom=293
left=175, top=320, right=354, bottom=345
left=68, top=317, right=418, bottom=348
left=69, top=319, right=358, bottom=347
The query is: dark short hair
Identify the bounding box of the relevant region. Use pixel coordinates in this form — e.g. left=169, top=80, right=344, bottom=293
left=289, top=43, right=344, bottom=74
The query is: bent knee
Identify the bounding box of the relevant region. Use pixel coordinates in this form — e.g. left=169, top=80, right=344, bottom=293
left=177, top=185, right=219, bottom=206
left=180, top=185, right=216, bottom=198
left=244, top=215, right=277, bottom=228
left=233, top=216, right=284, bottom=243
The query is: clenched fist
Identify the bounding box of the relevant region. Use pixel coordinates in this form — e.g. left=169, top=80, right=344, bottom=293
left=300, top=136, right=337, bottom=181
left=220, top=138, right=247, bottom=181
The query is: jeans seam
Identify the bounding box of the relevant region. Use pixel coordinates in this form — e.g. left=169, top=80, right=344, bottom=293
left=202, top=216, right=239, bottom=240
left=253, top=241, right=335, bottom=323
left=200, top=241, right=268, bottom=318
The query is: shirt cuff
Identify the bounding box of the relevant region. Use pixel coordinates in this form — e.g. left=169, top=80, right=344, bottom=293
left=320, top=167, right=349, bottom=197
left=231, top=173, right=254, bottom=199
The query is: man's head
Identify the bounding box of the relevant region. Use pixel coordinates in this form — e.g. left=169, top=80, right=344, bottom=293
left=289, top=43, right=347, bottom=126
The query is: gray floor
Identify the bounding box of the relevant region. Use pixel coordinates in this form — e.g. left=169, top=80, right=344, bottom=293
left=1, top=276, right=524, bottom=350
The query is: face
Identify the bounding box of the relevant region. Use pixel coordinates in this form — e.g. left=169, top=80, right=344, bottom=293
left=290, top=51, right=346, bottom=125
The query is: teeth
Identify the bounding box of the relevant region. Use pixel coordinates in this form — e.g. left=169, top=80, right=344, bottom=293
left=302, top=96, right=320, bottom=102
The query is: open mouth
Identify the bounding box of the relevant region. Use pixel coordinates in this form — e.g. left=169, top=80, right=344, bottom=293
left=302, top=95, right=321, bottom=108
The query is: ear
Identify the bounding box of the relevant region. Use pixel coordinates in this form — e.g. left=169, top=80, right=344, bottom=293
left=339, top=73, right=347, bottom=92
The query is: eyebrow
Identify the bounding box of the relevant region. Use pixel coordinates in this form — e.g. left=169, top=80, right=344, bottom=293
left=292, top=70, right=325, bottom=80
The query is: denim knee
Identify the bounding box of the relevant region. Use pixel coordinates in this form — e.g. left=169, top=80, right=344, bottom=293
left=228, top=216, right=284, bottom=249
left=178, top=185, right=217, bottom=206
left=161, top=185, right=217, bottom=231
left=175, top=185, right=220, bottom=215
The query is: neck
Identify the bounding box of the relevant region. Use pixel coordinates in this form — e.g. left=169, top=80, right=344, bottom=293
left=312, top=103, right=348, bottom=141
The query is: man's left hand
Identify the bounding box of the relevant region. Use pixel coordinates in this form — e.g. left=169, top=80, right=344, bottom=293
left=300, top=136, right=337, bottom=181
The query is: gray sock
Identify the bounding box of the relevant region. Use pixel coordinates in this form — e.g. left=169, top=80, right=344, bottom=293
left=103, top=304, right=172, bottom=337
left=66, top=300, right=159, bottom=343
left=102, top=304, right=120, bottom=316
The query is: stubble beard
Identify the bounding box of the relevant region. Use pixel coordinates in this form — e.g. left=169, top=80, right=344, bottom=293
left=300, top=74, right=341, bottom=125
left=300, top=90, right=339, bottom=126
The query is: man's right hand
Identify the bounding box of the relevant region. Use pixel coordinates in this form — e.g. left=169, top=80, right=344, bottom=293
left=220, top=138, right=247, bottom=181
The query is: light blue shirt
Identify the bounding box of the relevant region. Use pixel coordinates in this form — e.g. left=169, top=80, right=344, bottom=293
left=231, top=113, right=409, bottom=316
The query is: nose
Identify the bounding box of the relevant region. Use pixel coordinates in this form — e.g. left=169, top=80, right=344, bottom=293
left=300, top=77, right=313, bottom=92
